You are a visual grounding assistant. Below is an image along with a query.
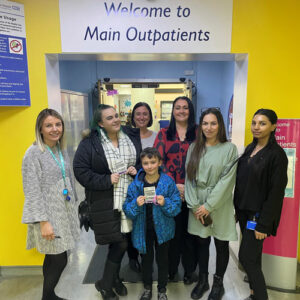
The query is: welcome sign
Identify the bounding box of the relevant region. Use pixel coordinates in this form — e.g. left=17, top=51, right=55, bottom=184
left=59, top=0, right=233, bottom=53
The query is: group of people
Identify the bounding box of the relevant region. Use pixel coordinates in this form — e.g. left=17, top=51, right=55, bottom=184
left=22, top=97, right=288, bottom=300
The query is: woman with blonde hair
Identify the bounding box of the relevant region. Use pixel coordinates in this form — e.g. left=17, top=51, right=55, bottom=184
left=22, top=108, right=80, bottom=300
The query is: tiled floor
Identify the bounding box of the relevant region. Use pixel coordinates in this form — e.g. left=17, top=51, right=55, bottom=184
left=0, top=230, right=299, bottom=300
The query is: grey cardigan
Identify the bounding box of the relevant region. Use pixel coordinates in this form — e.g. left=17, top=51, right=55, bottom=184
left=22, top=144, right=80, bottom=254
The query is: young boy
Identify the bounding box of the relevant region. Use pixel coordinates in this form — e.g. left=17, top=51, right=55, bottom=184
left=123, top=147, right=181, bottom=300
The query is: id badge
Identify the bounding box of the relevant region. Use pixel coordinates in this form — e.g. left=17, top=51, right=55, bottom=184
left=144, top=186, right=156, bottom=204
left=246, top=220, right=257, bottom=231
left=114, top=158, right=127, bottom=174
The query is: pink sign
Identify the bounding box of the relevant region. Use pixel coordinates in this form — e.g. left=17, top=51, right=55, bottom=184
left=263, top=119, right=300, bottom=258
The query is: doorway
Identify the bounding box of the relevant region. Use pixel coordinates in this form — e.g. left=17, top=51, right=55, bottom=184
left=45, top=53, right=248, bottom=153
left=99, top=79, right=194, bottom=132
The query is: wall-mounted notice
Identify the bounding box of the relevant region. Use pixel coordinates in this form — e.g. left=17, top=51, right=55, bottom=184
left=263, top=119, right=300, bottom=258
left=0, top=0, right=30, bottom=106
left=59, top=0, right=233, bottom=53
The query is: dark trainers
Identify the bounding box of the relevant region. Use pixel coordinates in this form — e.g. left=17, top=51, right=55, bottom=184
left=207, top=275, right=224, bottom=300
left=157, top=292, right=168, bottom=300
left=244, top=296, right=256, bottom=300
left=139, top=289, right=152, bottom=300
left=113, top=277, right=127, bottom=296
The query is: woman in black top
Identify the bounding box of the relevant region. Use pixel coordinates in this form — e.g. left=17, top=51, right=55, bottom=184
left=234, top=109, right=288, bottom=300
left=73, top=104, right=142, bottom=300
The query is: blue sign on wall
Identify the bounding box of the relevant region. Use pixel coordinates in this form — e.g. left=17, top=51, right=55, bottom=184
left=0, top=1, right=30, bottom=106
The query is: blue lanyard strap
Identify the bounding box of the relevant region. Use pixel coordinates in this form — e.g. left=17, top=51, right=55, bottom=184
left=46, top=145, right=66, bottom=186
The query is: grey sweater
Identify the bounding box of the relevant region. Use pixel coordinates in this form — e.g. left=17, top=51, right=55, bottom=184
left=22, top=144, right=80, bottom=254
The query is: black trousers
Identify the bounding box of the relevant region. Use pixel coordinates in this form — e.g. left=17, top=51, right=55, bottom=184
left=126, top=232, right=139, bottom=260
left=107, top=238, right=128, bottom=264
left=195, top=236, right=229, bottom=277
left=168, top=202, right=197, bottom=276
left=237, top=210, right=268, bottom=300
left=141, top=228, right=169, bottom=291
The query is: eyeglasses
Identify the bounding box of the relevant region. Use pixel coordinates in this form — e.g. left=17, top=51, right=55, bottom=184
left=200, top=107, right=221, bottom=113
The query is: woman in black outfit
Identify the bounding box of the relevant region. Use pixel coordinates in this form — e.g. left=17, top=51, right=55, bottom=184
left=73, top=104, right=142, bottom=300
left=234, top=109, right=288, bottom=300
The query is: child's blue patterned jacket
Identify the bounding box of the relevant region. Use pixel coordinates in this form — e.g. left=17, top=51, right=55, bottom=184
left=123, top=168, right=181, bottom=254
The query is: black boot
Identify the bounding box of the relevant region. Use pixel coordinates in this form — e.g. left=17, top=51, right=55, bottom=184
left=207, top=275, right=224, bottom=300
left=191, top=273, right=209, bottom=300
left=95, top=260, right=119, bottom=300
left=113, top=264, right=128, bottom=296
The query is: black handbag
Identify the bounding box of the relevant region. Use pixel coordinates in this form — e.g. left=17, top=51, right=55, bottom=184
left=78, top=200, right=93, bottom=232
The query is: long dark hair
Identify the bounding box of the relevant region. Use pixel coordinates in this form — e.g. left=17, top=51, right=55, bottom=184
left=166, top=96, right=196, bottom=142
left=243, top=108, right=278, bottom=157
left=131, top=102, right=153, bottom=127
left=186, top=108, right=227, bottom=181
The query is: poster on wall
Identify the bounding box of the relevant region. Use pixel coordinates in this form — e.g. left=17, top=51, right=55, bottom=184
left=0, top=0, right=30, bottom=106
left=263, top=119, right=300, bottom=259
left=59, top=0, right=233, bottom=53
left=118, top=94, right=131, bottom=124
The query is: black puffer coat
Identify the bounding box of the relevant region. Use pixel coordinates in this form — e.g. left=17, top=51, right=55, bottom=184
left=73, top=126, right=142, bottom=244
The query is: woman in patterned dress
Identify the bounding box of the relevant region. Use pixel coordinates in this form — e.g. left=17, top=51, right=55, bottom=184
left=22, top=109, right=80, bottom=300
left=154, top=96, right=198, bottom=284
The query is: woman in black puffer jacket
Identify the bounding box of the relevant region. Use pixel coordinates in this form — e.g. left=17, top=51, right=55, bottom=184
left=73, top=104, right=142, bottom=300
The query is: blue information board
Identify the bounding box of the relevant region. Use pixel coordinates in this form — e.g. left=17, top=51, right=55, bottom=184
left=0, top=1, right=30, bottom=106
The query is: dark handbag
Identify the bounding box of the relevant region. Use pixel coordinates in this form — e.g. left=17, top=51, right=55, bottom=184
left=78, top=200, right=93, bottom=232
left=202, top=214, right=213, bottom=227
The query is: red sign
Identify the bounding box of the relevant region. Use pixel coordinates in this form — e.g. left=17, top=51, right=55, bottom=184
left=263, top=119, right=300, bottom=258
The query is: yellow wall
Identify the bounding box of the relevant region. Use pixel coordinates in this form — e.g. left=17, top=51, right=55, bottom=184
left=0, top=0, right=299, bottom=266
left=0, top=0, right=61, bottom=266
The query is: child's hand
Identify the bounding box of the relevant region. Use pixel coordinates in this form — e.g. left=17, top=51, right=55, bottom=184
left=137, top=196, right=146, bottom=206
left=156, top=195, right=165, bottom=206
left=127, top=166, right=137, bottom=176
left=176, top=184, right=185, bottom=202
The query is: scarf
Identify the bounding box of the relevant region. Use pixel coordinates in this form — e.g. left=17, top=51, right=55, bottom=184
left=100, top=128, right=136, bottom=233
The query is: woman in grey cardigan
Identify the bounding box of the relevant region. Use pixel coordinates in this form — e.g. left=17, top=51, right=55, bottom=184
left=22, top=109, right=79, bottom=300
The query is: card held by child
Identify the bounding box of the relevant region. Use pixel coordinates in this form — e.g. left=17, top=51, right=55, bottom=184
left=144, top=186, right=156, bottom=204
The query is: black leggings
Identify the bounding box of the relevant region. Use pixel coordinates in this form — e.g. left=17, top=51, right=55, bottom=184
left=237, top=210, right=268, bottom=300
left=168, top=202, right=197, bottom=276
left=195, top=236, right=229, bottom=277
left=107, top=239, right=128, bottom=264
left=42, top=251, right=67, bottom=300
left=126, top=232, right=139, bottom=260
